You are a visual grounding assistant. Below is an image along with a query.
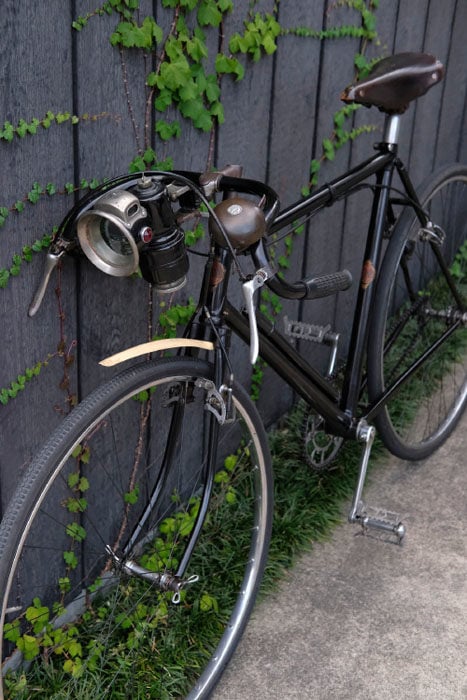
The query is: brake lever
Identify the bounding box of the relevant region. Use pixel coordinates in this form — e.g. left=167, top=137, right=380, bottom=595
left=241, top=266, right=273, bottom=364
left=28, top=251, right=64, bottom=317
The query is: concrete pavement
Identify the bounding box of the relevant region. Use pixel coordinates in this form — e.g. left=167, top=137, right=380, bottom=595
left=213, top=410, right=467, bottom=700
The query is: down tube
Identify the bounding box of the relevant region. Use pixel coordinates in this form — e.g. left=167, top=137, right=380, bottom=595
left=222, top=301, right=354, bottom=439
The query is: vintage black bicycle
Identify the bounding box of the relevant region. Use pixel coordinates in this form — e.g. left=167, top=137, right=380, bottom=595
left=1, top=53, right=466, bottom=699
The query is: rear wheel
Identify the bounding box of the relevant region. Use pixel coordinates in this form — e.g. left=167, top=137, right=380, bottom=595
left=368, top=165, right=467, bottom=460
left=0, top=357, right=273, bottom=700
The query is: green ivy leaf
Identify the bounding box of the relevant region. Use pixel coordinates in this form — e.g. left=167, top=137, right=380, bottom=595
left=262, top=32, right=277, bottom=55
left=155, top=119, right=181, bottom=141
left=111, top=17, right=162, bottom=49
left=197, top=0, right=222, bottom=27
left=25, top=600, right=50, bottom=634
left=55, top=112, right=70, bottom=124
left=215, top=54, right=244, bottom=81
left=4, top=620, right=21, bottom=643
left=22, top=246, right=32, bottom=262
left=157, top=57, right=191, bottom=91
left=17, top=634, right=40, bottom=661
left=214, top=469, right=229, bottom=484
left=63, top=550, right=78, bottom=570
left=199, top=592, right=218, bottom=612
left=178, top=78, right=200, bottom=102
left=59, top=577, right=71, bottom=593
left=79, top=476, right=90, bottom=491
left=1, top=121, right=14, bottom=142
left=27, top=118, right=40, bottom=135
left=224, top=454, right=237, bottom=471
left=66, top=523, right=87, bottom=542
left=124, top=486, right=140, bottom=504
left=322, top=138, right=335, bottom=161
left=15, top=119, right=28, bottom=138
left=205, top=77, right=220, bottom=103
left=225, top=486, right=237, bottom=504
left=27, top=183, right=43, bottom=204
left=154, top=89, right=173, bottom=111
left=0, top=206, right=9, bottom=225
left=179, top=98, right=212, bottom=131
left=210, top=101, right=224, bottom=124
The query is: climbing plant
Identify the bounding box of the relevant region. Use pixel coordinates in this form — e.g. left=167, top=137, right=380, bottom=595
left=0, top=1, right=385, bottom=691
left=0, top=0, right=382, bottom=406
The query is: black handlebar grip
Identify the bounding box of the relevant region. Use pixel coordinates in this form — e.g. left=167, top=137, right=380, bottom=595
left=303, top=270, right=352, bottom=299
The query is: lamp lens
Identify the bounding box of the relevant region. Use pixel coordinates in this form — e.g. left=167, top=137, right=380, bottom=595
left=100, top=219, right=133, bottom=257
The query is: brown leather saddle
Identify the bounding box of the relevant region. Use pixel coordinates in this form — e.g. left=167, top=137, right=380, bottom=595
left=341, top=52, right=444, bottom=114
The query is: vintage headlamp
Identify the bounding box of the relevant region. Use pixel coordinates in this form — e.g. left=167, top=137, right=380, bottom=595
left=76, top=178, right=189, bottom=292
left=77, top=189, right=146, bottom=277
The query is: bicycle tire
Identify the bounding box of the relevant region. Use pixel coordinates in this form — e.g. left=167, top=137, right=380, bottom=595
left=367, top=164, right=467, bottom=460
left=0, top=357, right=273, bottom=700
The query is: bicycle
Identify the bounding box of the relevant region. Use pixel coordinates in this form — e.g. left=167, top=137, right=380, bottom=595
left=1, top=52, right=466, bottom=699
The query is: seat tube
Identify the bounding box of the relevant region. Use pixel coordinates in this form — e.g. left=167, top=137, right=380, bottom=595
left=341, top=153, right=396, bottom=416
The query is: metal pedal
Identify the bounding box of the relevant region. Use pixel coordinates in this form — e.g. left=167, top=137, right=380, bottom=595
left=348, top=421, right=406, bottom=545
left=357, top=504, right=406, bottom=543
left=283, top=316, right=339, bottom=377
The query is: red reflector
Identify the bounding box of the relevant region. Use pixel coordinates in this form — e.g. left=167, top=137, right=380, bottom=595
left=140, top=226, right=153, bottom=244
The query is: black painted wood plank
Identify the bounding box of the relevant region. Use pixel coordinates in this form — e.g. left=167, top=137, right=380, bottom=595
left=435, top=0, right=467, bottom=166
left=0, top=0, right=77, bottom=508
left=1, top=0, right=466, bottom=515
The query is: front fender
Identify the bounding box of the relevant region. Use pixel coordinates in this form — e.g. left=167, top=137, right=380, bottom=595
left=100, top=338, right=215, bottom=367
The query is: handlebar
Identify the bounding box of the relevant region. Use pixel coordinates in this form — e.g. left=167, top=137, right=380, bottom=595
left=28, top=167, right=350, bottom=320
left=49, top=169, right=281, bottom=251
left=29, top=168, right=281, bottom=316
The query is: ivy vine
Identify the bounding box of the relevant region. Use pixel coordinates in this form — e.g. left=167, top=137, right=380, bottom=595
left=2, top=0, right=382, bottom=409
left=1, top=3, right=386, bottom=686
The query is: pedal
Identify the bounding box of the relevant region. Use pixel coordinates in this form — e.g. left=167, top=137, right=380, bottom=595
left=348, top=421, right=406, bottom=545
left=284, top=316, right=331, bottom=342
left=283, top=316, right=339, bottom=377
left=357, top=504, right=406, bottom=543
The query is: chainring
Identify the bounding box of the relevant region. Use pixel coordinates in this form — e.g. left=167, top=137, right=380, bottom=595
left=302, top=406, right=344, bottom=472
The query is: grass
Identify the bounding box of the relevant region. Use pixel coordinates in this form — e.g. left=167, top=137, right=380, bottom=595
left=264, top=408, right=381, bottom=587
left=4, top=404, right=387, bottom=700
left=5, top=335, right=466, bottom=699
left=4, top=261, right=466, bottom=699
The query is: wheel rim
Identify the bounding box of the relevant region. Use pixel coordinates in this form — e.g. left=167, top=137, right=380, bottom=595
left=380, top=174, right=467, bottom=450
left=1, top=364, right=271, bottom=699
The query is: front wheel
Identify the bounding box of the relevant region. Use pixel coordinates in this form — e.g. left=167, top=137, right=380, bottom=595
left=368, top=165, right=467, bottom=460
left=0, top=357, right=273, bottom=700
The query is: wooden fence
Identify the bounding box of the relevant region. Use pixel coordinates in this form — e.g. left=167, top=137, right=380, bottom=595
left=0, top=0, right=466, bottom=515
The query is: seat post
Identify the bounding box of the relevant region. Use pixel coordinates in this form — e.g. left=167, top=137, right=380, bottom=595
left=382, top=114, right=401, bottom=146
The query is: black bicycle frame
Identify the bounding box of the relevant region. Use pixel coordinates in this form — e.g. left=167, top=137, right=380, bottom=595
left=208, top=145, right=432, bottom=440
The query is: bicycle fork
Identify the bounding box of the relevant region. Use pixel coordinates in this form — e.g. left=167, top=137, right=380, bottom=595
left=348, top=420, right=406, bottom=543
left=106, top=379, right=223, bottom=603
